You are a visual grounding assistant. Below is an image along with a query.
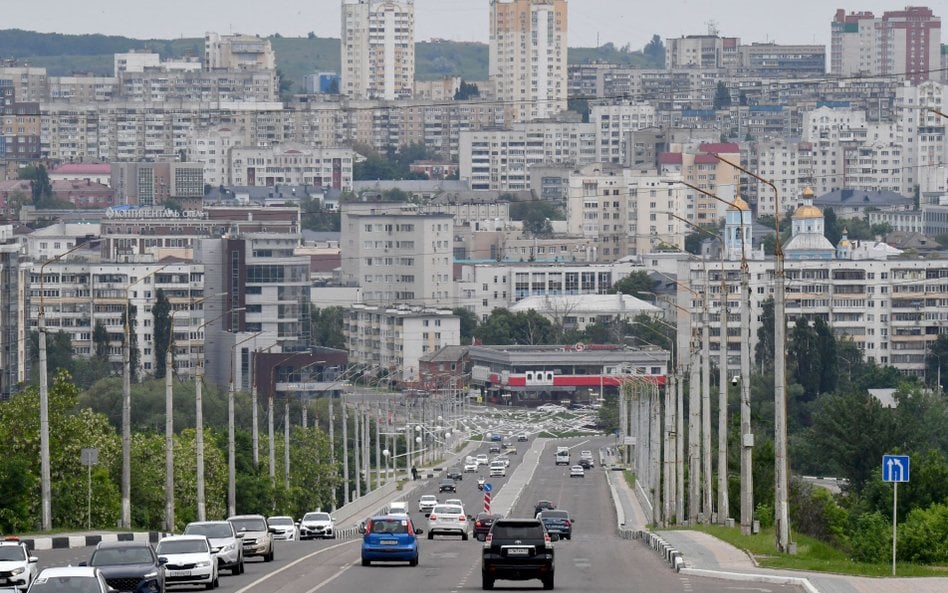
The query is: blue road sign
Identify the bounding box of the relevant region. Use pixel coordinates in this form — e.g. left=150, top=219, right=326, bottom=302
left=882, top=455, right=910, bottom=483
left=483, top=483, right=492, bottom=493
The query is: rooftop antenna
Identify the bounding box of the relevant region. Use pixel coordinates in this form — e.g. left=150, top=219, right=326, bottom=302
left=706, top=19, right=719, bottom=37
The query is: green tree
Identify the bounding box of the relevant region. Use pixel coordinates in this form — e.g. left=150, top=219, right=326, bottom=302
left=567, top=97, right=590, bottom=122
left=123, top=304, right=140, bottom=382
left=453, top=307, right=478, bottom=343
left=684, top=224, right=721, bottom=255
left=29, top=330, right=75, bottom=386
left=823, top=208, right=841, bottom=246
left=508, top=201, right=564, bottom=223
left=755, top=298, right=775, bottom=370
left=310, top=305, right=346, bottom=349
left=454, top=81, right=480, bottom=100
left=474, top=309, right=556, bottom=345
left=925, top=335, right=948, bottom=391
left=300, top=196, right=341, bottom=232
left=18, top=164, right=52, bottom=207
left=522, top=210, right=553, bottom=238
left=611, top=271, right=656, bottom=300
left=642, top=34, right=665, bottom=67
left=153, top=290, right=172, bottom=378
left=713, top=81, right=732, bottom=110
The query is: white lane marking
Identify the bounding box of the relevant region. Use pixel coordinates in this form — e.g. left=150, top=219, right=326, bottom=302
left=232, top=539, right=358, bottom=593
left=299, top=560, right=358, bottom=593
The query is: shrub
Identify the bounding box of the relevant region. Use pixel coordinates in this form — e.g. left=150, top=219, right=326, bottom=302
left=899, top=503, right=948, bottom=564
left=756, top=502, right=774, bottom=529
left=849, top=511, right=890, bottom=563
left=789, top=480, right=849, bottom=545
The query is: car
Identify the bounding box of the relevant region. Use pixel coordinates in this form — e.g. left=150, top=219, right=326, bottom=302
left=299, top=511, right=335, bottom=540
left=569, top=465, right=585, bottom=478
left=578, top=458, right=593, bottom=470
left=438, top=479, right=457, bottom=493
left=387, top=502, right=409, bottom=517
left=481, top=518, right=554, bottom=590
left=492, top=456, right=510, bottom=467
left=533, top=500, right=556, bottom=517
left=517, top=434, right=528, bottom=442
left=26, top=567, right=113, bottom=593
left=579, top=450, right=593, bottom=460
left=228, top=514, right=274, bottom=562
left=82, top=541, right=165, bottom=593
left=489, top=433, right=503, bottom=442
left=446, top=470, right=464, bottom=481
left=507, top=448, right=518, bottom=455
left=427, top=504, right=470, bottom=540
left=360, top=515, right=423, bottom=566
left=489, top=462, right=506, bottom=477
left=538, top=510, right=572, bottom=541
left=463, top=462, right=479, bottom=473
left=267, top=516, right=298, bottom=541
left=472, top=513, right=501, bottom=541
left=0, top=539, right=37, bottom=591
left=444, top=498, right=463, bottom=507
left=475, top=454, right=489, bottom=466
left=418, top=495, right=438, bottom=515
left=155, top=536, right=219, bottom=590
left=183, top=521, right=243, bottom=575
left=488, top=444, right=501, bottom=454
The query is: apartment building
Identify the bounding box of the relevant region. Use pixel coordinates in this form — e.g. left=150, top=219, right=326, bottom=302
left=204, top=33, right=276, bottom=71
left=0, top=66, right=48, bottom=103
left=590, top=102, right=657, bottom=164
left=341, top=0, right=415, bottom=100
left=228, top=144, right=355, bottom=191
left=896, top=81, right=947, bottom=196
left=735, top=43, right=826, bottom=76
left=345, top=303, right=460, bottom=382
left=459, top=119, right=596, bottom=190
left=27, top=257, right=205, bottom=379
left=831, top=7, right=942, bottom=84
left=801, top=106, right=868, bottom=196
left=490, top=0, right=568, bottom=123
left=746, top=139, right=814, bottom=216
left=340, top=202, right=454, bottom=306
left=0, top=240, right=20, bottom=399
left=656, top=142, right=741, bottom=225
left=665, top=35, right=740, bottom=69
left=110, top=161, right=205, bottom=207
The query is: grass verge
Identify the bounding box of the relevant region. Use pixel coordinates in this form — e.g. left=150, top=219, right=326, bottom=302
left=675, top=524, right=948, bottom=577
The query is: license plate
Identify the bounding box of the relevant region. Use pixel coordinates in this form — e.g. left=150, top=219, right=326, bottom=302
left=506, top=547, right=530, bottom=556
left=381, top=539, right=398, bottom=545
left=170, top=570, right=192, bottom=577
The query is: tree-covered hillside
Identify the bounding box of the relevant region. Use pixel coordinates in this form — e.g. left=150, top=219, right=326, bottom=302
left=0, top=29, right=660, bottom=91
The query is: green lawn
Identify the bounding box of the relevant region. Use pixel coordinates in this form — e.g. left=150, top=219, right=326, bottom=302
left=676, top=525, right=948, bottom=577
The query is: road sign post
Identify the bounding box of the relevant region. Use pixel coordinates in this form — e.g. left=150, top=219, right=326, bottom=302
left=483, top=483, right=492, bottom=513
left=882, top=454, right=910, bottom=576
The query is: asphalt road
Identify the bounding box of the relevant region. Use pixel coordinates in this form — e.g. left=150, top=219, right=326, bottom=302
left=35, top=436, right=803, bottom=593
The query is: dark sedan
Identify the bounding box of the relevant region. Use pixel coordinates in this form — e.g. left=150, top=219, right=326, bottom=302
left=438, top=479, right=457, bottom=493
left=538, top=509, right=572, bottom=540
left=82, top=541, right=165, bottom=593
left=472, top=512, right=501, bottom=541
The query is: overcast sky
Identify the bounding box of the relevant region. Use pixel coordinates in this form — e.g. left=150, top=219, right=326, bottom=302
left=1, top=2, right=930, bottom=49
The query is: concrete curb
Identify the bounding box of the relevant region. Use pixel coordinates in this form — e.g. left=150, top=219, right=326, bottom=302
left=680, top=568, right=820, bottom=593
left=21, top=531, right=172, bottom=551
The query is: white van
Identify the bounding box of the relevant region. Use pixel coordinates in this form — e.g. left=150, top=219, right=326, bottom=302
left=387, top=501, right=408, bottom=516
left=489, top=461, right=507, bottom=477
left=555, top=448, right=570, bottom=466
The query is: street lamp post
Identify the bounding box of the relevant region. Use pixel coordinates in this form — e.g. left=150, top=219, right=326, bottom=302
left=228, top=331, right=263, bottom=516
left=37, top=239, right=100, bottom=531
left=710, top=152, right=789, bottom=551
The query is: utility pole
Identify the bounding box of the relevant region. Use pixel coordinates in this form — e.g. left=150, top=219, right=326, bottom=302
left=663, top=374, right=674, bottom=525
left=688, top=331, right=701, bottom=524
left=251, top=380, right=260, bottom=469
left=165, top=349, right=175, bottom=531
left=284, top=401, right=290, bottom=489
left=195, top=364, right=206, bottom=521
left=353, top=408, right=361, bottom=498
left=227, top=380, right=237, bottom=517
left=121, top=310, right=132, bottom=529
left=739, top=215, right=754, bottom=535
left=342, top=393, right=350, bottom=505
left=650, top=382, right=662, bottom=527
left=701, top=275, right=712, bottom=523
left=375, top=405, right=382, bottom=491
left=268, top=394, right=275, bottom=481
left=676, top=364, right=685, bottom=523
left=718, top=263, right=730, bottom=524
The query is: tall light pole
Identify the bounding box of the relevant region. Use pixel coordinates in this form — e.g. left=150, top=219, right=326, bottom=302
left=711, top=152, right=788, bottom=551
left=37, top=239, right=100, bottom=531
left=228, top=331, right=263, bottom=516
left=122, top=263, right=168, bottom=528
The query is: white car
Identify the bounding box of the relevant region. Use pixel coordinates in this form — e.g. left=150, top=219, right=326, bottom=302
left=183, top=521, right=243, bottom=575
left=387, top=501, right=409, bottom=516
left=267, top=516, right=298, bottom=541
left=427, top=504, right=469, bottom=540
left=0, top=540, right=37, bottom=590
left=489, top=462, right=507, bottom=477
left=299, top=511, right=335, bottom=540
left=444, top=498, right=463, bottom=507
left=26, top=567, right=110, bottom=593
left=492, top=456, right=510, bottom=467
left=463, top=462, right=479, bottom=472
left=475, top=454, right=489, bottom=466
left=580, top=450, right=593, bottom=460
left=570, top=465, right=586, bottom=478
left=418, top=494, right=438, bottom=515
left=155, top=535, right=219, bottom=589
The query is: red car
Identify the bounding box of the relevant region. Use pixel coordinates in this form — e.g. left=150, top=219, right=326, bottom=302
left=473, top=512, right=502, bottom=541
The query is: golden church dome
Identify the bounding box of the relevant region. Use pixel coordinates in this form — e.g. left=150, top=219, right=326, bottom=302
left=793, top=204, right=823, bottom=219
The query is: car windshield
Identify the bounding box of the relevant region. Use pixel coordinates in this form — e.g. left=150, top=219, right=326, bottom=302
left=369, top=519, right=409, bottom=534
left=420, top=496, right=436, bottom=502
left=303, top=513, right=331, bottom=522
left=491, top=522, right=544, bottom=539
left=29, top=576, right=101, bottom=593
left=90, top=547, right=154, bottom=565
left=156, top=540, right=208, bottom=555
left=542, top=511, right=569, bottom=519
left=268, top=517, right=293, bottom=526
left=184, top=523, right=233, bottom=538
left=0, top=546, right=25, bottom=561
left=230, top=518, right=267, bottom=532
left=432, top=505, right=462, bottom=515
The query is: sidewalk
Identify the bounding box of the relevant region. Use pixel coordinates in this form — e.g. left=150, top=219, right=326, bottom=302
left=606, top=453, right=948, bottom=593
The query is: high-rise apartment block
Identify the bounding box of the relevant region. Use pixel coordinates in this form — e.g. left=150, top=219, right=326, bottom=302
left=832, top=6, right=942, bottom=84
left=204, top=33, right=276, bottom=71
left=489, top=0, right=568, bottom=122
left=341, top=0, right=415, bottom=100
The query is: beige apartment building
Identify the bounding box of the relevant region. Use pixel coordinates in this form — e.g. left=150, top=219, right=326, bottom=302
left=341, top=0, right=415, bottom=100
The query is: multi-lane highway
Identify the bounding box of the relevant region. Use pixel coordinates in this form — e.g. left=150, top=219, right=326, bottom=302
left=34, top=433, right=802, bottom=592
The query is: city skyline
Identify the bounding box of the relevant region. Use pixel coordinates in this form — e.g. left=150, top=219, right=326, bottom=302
left=3, top=1, right=931, bottom=51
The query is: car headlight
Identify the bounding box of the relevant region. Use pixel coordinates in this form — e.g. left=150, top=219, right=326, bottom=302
left=10, top=568, right=24, bottom=576
left=223, top=543, right=236, bottom=552
left=195, top=561, right=211, bottom=568
left=143, top=571, right=158, bottom=579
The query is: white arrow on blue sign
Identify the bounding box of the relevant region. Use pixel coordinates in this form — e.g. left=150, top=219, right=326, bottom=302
left=882, top=455, right=910, bottom=483
left=483, top=483, right=492, bottom=493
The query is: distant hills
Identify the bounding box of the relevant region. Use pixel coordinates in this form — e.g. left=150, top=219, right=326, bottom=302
left=0, top=29, right=656, bottom=92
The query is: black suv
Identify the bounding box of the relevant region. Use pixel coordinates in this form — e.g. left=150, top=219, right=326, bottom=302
left=438, top=479, right=457, bottom=493
left=82, top=541, right=166, bottom=593
left=482, top=518, right=554, bottom=590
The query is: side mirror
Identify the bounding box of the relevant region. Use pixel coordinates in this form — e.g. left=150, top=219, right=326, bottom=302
left=268, top=527, right=278, bottom=533
left=28, top=556, right=38, bottom=563
left=358, top=523, right=366, bottom=535
left=414, top=528, right=424, bottom=535
left=235, top=533, right=244, bottom=539
left=78, top=561, right=88, bottom=567
left=157, top=557, right=168, bottom=565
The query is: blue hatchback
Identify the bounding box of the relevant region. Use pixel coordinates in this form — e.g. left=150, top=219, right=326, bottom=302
left=360, top=515, right=423, bottom=566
